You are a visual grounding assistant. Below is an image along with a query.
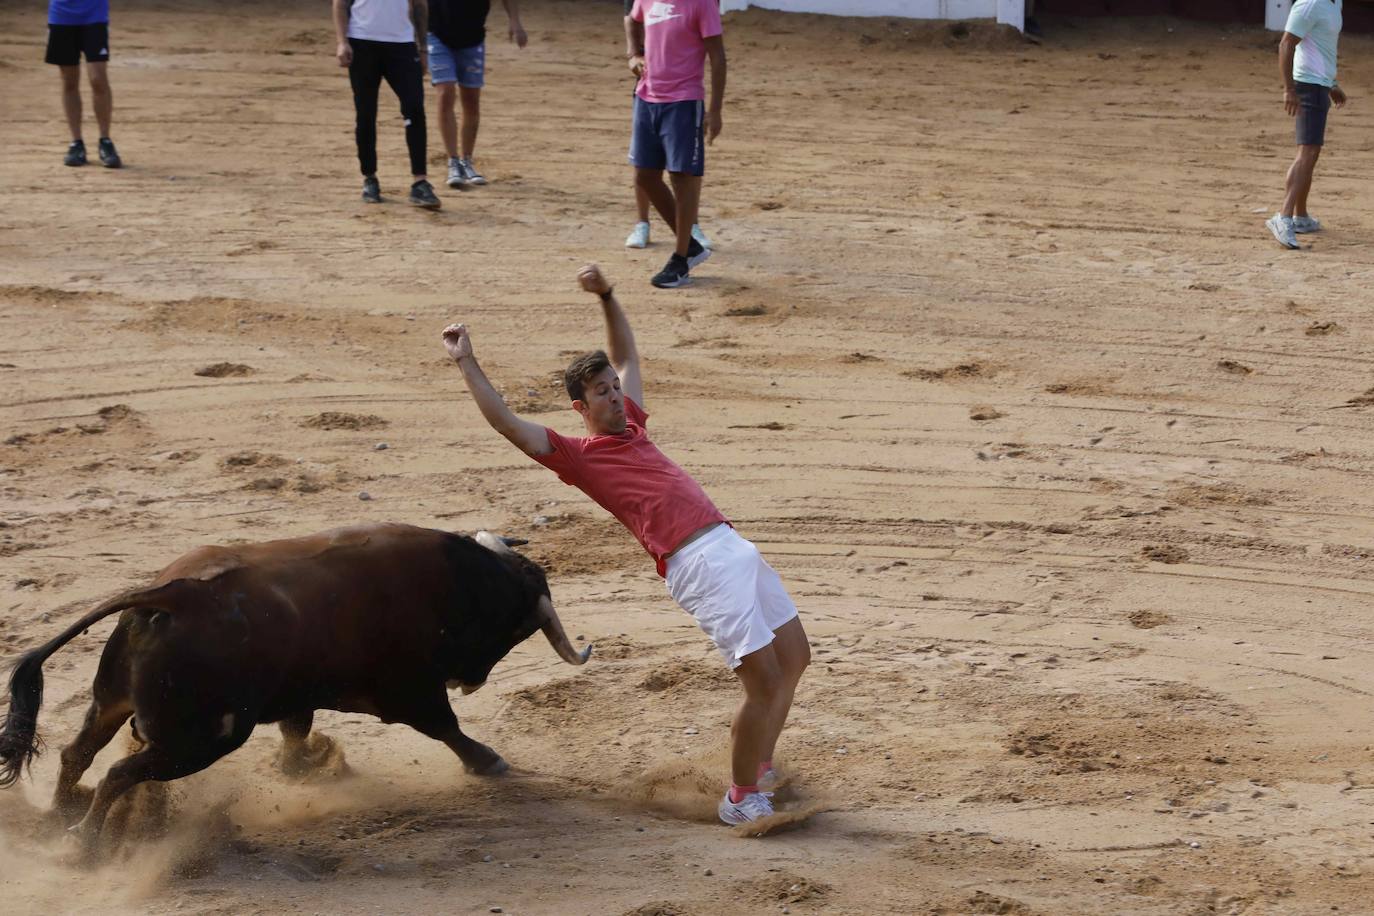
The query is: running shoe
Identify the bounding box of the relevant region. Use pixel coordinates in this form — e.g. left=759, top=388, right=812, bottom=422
left=686, top=238, right=710, bottom=269
left=718, top=790, right=774, bottom=826
left=651, top=254, right=691, bottom=288
left=1266, top=214, right=1298, bottom=250
left=446, top=157, right=465, bottom=189
left=64, top=140, right=87, bottom=167
left=362, top=176, right=382, bottom=203
left=1292, top=215, right=1322, bottom=234
left=97, top=137, right=121, bottom=168
left=409, top=179, right=442, bottom=210
left=625, top=221, right=650, bottom=249
left=459, top=158, right=487, bottom=186
left=691, top=223, right=712, bottom=250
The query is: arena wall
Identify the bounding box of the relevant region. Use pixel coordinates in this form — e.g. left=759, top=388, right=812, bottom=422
left=720, top=0, right=1028, bottom=31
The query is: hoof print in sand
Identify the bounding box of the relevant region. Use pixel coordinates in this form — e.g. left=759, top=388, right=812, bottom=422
left=301, top=412, right=388, bottom=431
left=1141, top=545, right=1188, bottom=564
left=195, top=362, right=256, bottom=378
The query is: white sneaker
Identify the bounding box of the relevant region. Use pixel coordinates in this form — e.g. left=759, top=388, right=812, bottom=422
left=1293, top=214, right=1322, bottom=234
left=625, top=221, right=650, bottom=249
left=446, top=157, right=465, bottom=189
left=1266, top=214, right=1298, bottom=250
left=691, top=224, right=712, bottom=249
left=718, top=790, right=774, bottom=826
left=460, top=158, right=487, bottom=186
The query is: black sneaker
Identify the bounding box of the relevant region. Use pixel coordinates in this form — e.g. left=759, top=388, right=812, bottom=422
left=97, top=137, right=121, bottom=168
left=64, top=140, right=87, bottom=167
left=409, top=179, right=441, bottom=210
left=651, top=254, right=691, bottom=289
left=686, top=238, right=710, bottom=269
left=362, top=176, right=382, bottom=203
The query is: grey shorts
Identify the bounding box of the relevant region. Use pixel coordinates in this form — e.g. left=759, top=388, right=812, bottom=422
left=1295, top=81, right=1331, bottom=147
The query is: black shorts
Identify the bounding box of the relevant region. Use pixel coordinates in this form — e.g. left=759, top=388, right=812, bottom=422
left=45, top=23, right=110, bottom=67
left=1294, top=81, right=1330, bottom=147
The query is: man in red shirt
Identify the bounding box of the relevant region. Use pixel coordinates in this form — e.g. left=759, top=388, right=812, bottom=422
left=441, top=265, right=809, bottom=825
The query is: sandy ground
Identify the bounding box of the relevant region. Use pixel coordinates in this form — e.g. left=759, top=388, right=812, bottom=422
left=3, top=1, right=1374, bottom=913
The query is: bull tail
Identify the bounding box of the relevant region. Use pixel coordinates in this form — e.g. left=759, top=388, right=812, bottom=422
left=0, top=580, right=189, bottom=788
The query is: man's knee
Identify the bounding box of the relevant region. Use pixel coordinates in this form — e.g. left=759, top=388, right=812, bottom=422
left=435, top=82, right=457, bottom=106
left=634, top=168, right=664, bottom=190
left=59, top=65, right=81, bottom=90
left=1297, top=144, right=1322, bottom=164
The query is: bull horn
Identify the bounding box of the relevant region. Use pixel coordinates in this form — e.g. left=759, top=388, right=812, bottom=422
left=537, top=594, right=591, bottom=665
left=475, top=530, right=515, bottom=555
left=501, top=536, right=529, bottom=548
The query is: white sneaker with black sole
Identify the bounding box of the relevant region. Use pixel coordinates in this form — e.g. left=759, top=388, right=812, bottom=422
left=446, top=158, right=466, bottom=189
left=1293, top=214, right=1322, bottom=234
left=459, top=158, right=487, bottom=186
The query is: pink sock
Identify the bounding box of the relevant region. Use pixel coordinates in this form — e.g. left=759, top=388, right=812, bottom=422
left=757, top=760, right=774, bottom=779
left=729, top=783, right=759, bottom=804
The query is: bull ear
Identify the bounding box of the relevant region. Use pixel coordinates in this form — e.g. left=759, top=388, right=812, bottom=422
left=475, top=530, right=514, bottom=556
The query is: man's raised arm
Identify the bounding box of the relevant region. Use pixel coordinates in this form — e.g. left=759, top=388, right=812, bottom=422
left=441, top=324, right=553, bottom=456
left=577, top=265, right=643, bottom=407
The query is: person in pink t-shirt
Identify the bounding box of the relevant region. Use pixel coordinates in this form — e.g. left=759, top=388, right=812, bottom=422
left=441, top=264, right=809, bottom=826
left=626, top=0, right=726, bottom=289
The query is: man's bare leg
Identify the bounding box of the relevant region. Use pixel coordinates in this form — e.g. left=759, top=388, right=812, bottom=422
left=731, top=644, right=783, bottom=789
left=668, top=171, right=701, bottom=259
left=1285, top=144, right=1321, bottom=218
left=758, top=618, right=810, bottom=766
left=88, top=61, right=112, bottom=138
left=634, top=167, right=677, bottom=228
left=634, top=184, right=652, bottom=223
left=459, top=86, right=480, bottom=160
left=436, top=82, right=460, bottom=159
left=60, top=64, right=83, bottom=141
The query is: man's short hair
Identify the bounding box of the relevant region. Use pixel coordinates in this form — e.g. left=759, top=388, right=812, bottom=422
left=564, top=350, right=611, bottom=402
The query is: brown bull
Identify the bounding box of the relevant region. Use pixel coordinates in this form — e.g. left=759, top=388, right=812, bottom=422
left=0, top=523, right=590, bottom=844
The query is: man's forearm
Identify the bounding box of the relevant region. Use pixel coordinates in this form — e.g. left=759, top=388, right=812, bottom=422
left=1280, top=41, right=1297, bottom=90
left=457, top=355, right=523, bottom=438
left=709, top=49, right=726, bottom=112
left=411, top=0, right=429, bottom=45
left=629, top=20, right=645, bottom=56
left=601, top=294, right=638, bottom=369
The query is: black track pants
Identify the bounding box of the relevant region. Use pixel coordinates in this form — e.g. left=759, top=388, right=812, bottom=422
left=348, top=38, right=427, bottom=178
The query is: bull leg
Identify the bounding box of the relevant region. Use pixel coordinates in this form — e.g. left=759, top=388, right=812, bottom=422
left=50, top=700, right=132, bottom=827
left=73, top=738, right=242, bottom=855
left=404, top=701, right=508, bottom=776
left=276, top=710, right=345, bottom=777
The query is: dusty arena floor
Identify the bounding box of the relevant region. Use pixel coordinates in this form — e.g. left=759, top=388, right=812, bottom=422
left=4, top=1, right=1374, bottom=913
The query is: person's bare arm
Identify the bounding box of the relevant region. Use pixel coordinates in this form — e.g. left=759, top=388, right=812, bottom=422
left=1280, top=31, right=1300, bottom=115
left=333, top=0, right=352, bottom=67
left=704, top=35, right=726, bottom=144
left=627, top=17, right=645, bottom=78
left=502, top=0, right=527, bottom=47
left=441, top=324, right=553, bottom=456
left=577, top=265, right=643, bottom=407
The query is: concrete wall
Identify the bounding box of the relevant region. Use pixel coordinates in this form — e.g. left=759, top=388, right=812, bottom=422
left=720, top=0, right=1027, bottom=30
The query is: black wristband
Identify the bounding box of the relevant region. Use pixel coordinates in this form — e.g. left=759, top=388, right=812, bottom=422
left=598, top=287, right=615, bottom=302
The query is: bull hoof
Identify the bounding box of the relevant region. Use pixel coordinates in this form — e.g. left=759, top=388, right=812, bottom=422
left=464, top=755, right=509, bottom=777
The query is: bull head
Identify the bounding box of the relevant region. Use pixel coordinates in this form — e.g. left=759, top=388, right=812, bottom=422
left=475, top=531, right=592, bottom=666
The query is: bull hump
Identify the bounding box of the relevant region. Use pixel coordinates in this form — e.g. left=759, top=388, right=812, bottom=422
left=155, top=524, right=416, bottom=583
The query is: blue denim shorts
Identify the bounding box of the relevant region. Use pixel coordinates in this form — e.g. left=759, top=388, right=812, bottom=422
left=629, top=96, right=705, bottom=176
left=427, top=35, right=484, bottom=88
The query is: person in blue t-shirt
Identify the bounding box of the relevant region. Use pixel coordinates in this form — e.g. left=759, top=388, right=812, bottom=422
left=45, top=0, right=121, bottom=167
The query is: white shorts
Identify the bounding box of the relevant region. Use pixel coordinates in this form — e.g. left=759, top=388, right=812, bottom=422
left=665, top=525, right=799, bottom=670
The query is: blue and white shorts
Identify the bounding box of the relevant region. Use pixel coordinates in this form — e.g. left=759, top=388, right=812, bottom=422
left=629, top=96, right=706, bottom=176
left=665, top=525, right=799, bottom=669
left=427, top=35, right=484, bottom=89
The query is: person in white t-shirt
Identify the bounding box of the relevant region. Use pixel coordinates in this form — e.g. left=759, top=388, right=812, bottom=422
left=333, top=0, right=441, bottom=209
left=1266, top=0, right=1346, bottom=249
